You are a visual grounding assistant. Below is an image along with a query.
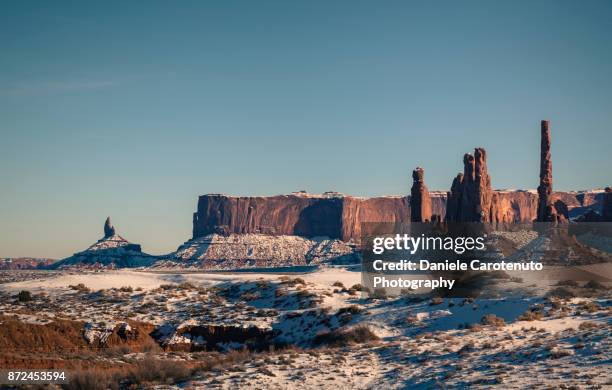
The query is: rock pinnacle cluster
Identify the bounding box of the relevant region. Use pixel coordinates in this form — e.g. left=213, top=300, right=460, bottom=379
left=445, top=147, right=493, bottom=222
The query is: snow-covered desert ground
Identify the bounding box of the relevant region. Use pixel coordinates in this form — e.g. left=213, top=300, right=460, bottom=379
left=0, top=266, right=610, bottom=389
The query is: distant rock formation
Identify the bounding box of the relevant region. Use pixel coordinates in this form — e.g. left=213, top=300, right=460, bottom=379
left=104, top=217, right=116, bottom=238
left=192, top=190, right=606, bottom=244
left=445, top=148, right=493, bottom=222
left=410, top=167, right=432, bottom=222
left=192, top=193, right=431, bottom=243
left=0, top=257, right=55, bottom=270
left=51, top=218, right=155, bottom=269
left=604, top=187, right=612, bottom=222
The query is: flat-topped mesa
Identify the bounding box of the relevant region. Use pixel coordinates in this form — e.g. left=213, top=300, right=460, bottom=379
left=536, top=120, right=567, bottom=223
left=410, top=167, right=432, bottom=222
left=445, top=148, right=493, bottom=222
left=104, top=216, right=116, bottom=238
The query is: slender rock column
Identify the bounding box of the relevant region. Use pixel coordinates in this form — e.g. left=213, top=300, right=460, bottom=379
left=537, top=120, right=557, bottom=222
left=474, top=148, right=492, bottom=222
left=410, top=167, right=432, bottom=222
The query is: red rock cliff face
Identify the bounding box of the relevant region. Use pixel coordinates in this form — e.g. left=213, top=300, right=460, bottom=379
left=193, top=193, right=448, bottom=242
left=192, top=191, right=604, bottom=243
left=192, top=194, right=344, bottom=239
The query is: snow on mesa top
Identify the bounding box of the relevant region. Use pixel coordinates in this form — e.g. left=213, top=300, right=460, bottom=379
left=160, top=233, right=359, bottom=270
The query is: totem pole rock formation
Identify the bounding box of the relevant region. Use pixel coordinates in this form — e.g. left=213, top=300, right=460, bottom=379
left=445, top=148, right=493, bottom=222
left=410, top=167, right=432, bottom=222
left=536, top=120, right=556, bottom=222
left=104, top=216, right=116, bottom=238
left=536, top=120, right=568, bottom=222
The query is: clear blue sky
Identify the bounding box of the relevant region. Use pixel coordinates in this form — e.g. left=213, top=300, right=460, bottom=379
left=1, top=0, right=611, bottom=258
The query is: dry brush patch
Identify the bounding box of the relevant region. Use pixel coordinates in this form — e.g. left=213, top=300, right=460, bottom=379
left=313, top=326, right=380, bottom=347
left=0, top=315, right=159, bottom=368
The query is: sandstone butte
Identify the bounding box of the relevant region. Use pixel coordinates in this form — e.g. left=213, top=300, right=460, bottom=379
left=192, top=121, right=609, bottom=243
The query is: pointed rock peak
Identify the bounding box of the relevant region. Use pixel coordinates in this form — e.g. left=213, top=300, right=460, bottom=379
left=104, top=217, right=116, bottom=238
left=412, top=167, right=425, bottom=183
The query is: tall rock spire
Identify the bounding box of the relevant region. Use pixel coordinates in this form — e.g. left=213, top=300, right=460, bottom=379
left=474, top=148, right=492, bottom=222
left=410, top=167, right=432, bottom=222
left=537, top=120, right=557, bottom=222
left=104, top=216, right=116, bottom=238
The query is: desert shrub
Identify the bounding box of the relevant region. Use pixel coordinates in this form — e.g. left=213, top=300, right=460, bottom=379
left=259, top=367, right=276, bottom=377
left=546, top=287, right=576, bottom=299
left=313, top=326, right=379, bottom=347
left=548, top=347, right=573, bottom=359
left=274, top=288, right=287, bottom=297
left=517, top=310, right=543, bottom=321
left=332, top=281, right=345, bottom=288
left=296, top=289, right=316, bottom=299
left=177, top=282, right=196, bottom=290
left=17, top=290, right=32, bottom=302
left=350, top=283, right=365, bottom=291
left=128, top=357, right=191, bottom=384
left=371, top=288, right=387, bottom=299
left=468, top=324, right=484, bottom=332
left=457, top=342, right=475, bottom=355
left=399, top=288, right=414, bottom=297
left=429, top=297, right=444, bottom=306
left=481, top=314, right=506, bottom=327
left=579, top=301, right=601, bottom=313
left=337, top=305, right=364, bottom=316
left=241, top=292, right=261, bottom=301
left=549, top=299, right=564, bottom=310
left=556, top=280, right=579, bottom=287
left=69, top=283, right=90, bottom=293
left=256, top=280, right=270, bottom=289
left=578, top=321, right=598, bottom=330
left=119, top=286, right=133, bottom=293
left=63, top=367, right=119, bottom=390
left=584, top=280, right=607, bottom=290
